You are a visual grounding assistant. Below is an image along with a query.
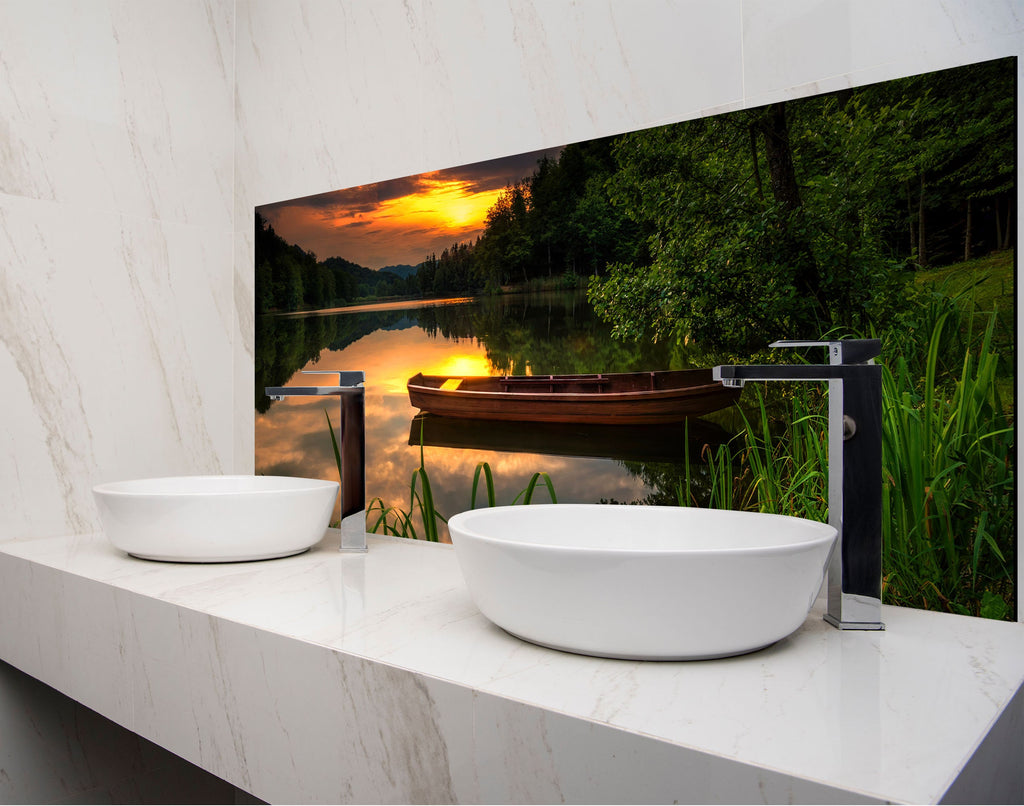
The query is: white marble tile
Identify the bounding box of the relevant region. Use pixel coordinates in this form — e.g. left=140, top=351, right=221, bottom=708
left=742, top=0, right=1023, bottom=106
left=466, top=690, right=877, bottom=804
left=233, top=225, right=256, bottom=474
left=125, top=594, right=471, bottom=803
left=1, top=0, right=236, bottom=540
left=414, top=0, right=745, bottom=165
left=234, top=0, right=426, bottom=207
left=235, top=0, right=744, bottom=209
left=941, top=683, right=1024, bottom=803
left=0, top=194, right=233, bottom=540
left=0, top=0, right=234, bottom=228
left=0, top=555, right=133, bottom=728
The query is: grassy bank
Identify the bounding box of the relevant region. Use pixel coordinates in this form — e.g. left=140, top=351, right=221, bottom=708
left=915, top=250, right=1014, bottom=322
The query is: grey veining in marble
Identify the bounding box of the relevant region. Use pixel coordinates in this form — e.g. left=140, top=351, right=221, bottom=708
left=1, top=0, right=235, bottom=540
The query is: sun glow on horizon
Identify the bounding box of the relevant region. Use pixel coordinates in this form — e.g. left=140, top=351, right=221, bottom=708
left=259, top=146, right=563, bottom=268
left=368, top=176, right=501, bottom=235
left=263, top=175, right=504, bottom=268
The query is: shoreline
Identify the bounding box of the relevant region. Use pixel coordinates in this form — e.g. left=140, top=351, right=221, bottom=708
left=266, top=295, right=477, bottom=318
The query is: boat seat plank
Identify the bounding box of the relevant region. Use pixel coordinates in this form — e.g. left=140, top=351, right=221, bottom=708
left=499, top=376, right=610, bottom=393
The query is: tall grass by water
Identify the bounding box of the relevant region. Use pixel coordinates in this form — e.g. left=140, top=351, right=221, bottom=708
left=880, top=312, right=1013, bottom=618
left=332, top=414, right=558, bottom=542
left=676, top=303, right=1014, bottom=620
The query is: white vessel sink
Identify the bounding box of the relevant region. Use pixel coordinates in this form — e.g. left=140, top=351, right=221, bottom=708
left=93, top=475, right=338, bottom=562
left=447, top=504, right=837, bottom=660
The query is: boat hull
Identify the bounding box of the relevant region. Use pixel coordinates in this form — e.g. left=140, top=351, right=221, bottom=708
left=407, top=370, right=740, bottom=425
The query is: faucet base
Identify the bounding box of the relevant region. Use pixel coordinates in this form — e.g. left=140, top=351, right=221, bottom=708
left=339, top=511, right=368, bottom=552
left=823, top=614, right=886, bottom=631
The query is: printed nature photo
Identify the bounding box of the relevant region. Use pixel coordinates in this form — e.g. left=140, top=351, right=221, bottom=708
left=256, top=57, right=1015, bottom=620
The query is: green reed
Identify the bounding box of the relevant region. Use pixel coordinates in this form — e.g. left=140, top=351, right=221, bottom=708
left=366, top=431, right=444, bottom=541
left=331, top=414, right=557, bottom=542
left=679, top=385, right=829, bottom=520
left=471, top=460, right=557, bottom=508
left=881, top=311, right=1013, bottom=618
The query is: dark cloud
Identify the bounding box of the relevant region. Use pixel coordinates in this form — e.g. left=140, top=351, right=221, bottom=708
left=431, top=147, right=564, bottom=193
left=260, top=147, right=564, bottom=219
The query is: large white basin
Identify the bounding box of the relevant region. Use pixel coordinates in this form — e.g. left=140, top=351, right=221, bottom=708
left=447, top=504, right=837, bottom=660
left=93, top=475, right=338, bottom=562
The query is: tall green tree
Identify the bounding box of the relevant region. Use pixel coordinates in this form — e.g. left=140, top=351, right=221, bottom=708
left=588, top=103, right=873, bottom=353
left=587, top=59, right=1014, bottom=353
left=476, top=182, right=533, bottom=287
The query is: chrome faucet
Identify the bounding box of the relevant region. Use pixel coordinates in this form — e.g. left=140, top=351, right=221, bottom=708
left=713, top=340, right=884, bottom=630
left=265, top=370, right=367, bottom=553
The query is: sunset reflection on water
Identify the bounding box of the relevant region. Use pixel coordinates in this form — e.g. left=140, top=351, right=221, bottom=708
left=255, top=320, right=653, bottom=541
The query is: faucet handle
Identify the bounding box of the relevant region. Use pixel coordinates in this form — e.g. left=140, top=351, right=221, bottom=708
left=769, top=339, right=880, bottom=366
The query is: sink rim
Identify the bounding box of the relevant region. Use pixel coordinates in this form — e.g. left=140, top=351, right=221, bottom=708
left=93, top=474, right=339, bottom=497
left=448, top=503, right=836, bottom=555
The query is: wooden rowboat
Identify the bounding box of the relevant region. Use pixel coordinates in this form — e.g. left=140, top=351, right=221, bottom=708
left=406, top=369, right=741, bottom=425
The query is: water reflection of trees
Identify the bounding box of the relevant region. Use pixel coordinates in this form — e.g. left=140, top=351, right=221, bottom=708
left=255, top=309, right=412, bottom=411
left=614, top=458, right=729, bottom=508
left=255, top=291, right=738, bottom=505
left=257, top=290, right=690, bottom=411
left=258, top=290, right=745, bottom=503
left=419, top=290, right=677, bottom=376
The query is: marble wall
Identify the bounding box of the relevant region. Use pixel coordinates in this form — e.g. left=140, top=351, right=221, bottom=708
left=1, top=0, right=236, bottom=542
left=0, top=660, right=239, bottom=804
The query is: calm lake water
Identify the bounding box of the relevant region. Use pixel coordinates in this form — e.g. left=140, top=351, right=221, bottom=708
left=255, top=290, right=731, bottom=539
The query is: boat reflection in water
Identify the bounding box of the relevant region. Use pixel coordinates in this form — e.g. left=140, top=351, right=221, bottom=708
left=408, top=412, right=732, bottom=464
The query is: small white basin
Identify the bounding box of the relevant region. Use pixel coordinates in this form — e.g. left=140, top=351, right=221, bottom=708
left=93, top=475, right=338, bottom=562
left=447, top=504, right=837, bottom=660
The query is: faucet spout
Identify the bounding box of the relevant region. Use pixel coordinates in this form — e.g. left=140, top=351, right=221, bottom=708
left=265, top=371, right=367, bottom=553
left=714, top=363, right=853, bottom=386
left=713, top=339, right=884, bottom=631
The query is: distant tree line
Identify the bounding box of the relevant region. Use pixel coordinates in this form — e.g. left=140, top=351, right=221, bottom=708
left=255, top=212, right=420, bottom=314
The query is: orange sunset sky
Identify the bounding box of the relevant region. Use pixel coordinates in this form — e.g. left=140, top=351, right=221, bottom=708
left=258, top=146, right=563, bottom=270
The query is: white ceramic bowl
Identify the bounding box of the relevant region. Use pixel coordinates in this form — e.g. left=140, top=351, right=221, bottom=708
left=93, top=475, right=338, bottom=562
left=448, top=504, right=837, bottom=660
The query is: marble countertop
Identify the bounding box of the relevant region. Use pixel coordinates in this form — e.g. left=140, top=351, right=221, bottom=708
left=1, top=529, right=1022, bottom=804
